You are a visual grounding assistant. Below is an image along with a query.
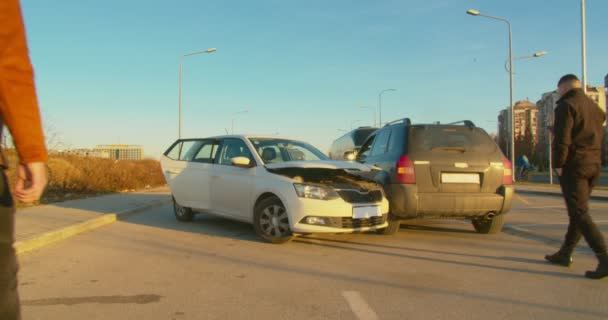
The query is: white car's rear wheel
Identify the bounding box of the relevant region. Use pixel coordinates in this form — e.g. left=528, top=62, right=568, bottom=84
left=254, top=197, right=293, bottom=244
left=173, top=197, right=194, bottom=222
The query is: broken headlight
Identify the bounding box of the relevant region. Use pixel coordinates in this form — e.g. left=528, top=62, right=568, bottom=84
left=293, top=183, right=340, bottom=200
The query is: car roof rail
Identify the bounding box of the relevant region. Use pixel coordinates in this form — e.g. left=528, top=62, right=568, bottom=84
left=384, top=117, right=411, bottom=127
left=446, top=120, right=476, bottom=129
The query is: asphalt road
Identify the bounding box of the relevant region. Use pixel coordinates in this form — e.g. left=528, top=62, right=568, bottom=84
left=18, top=193, right=608, bottom=320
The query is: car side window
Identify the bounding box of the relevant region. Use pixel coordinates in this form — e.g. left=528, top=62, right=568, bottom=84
left=192, top=140, right=220, bottom=163
left=357, top=134, right=375, bottom=161
left=179, top=141, right=204, bottom=161
left=165, top=141, right=182, bottom=160
left=370, top=129, right=391, bottom=156
left=217, top=139, right=254, bottom=166
left=387, top=125, right=405, bottom=155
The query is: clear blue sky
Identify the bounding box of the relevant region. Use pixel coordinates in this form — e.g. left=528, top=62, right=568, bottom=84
left=21, top=0, right=608, bottom=158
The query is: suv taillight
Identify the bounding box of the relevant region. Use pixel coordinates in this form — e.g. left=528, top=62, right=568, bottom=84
left=396, top=155, right=416, bottom=184
left=502, top=158, right=513, bottom=185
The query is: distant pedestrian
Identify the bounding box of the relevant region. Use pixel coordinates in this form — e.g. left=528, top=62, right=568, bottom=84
left=545, top=74, right=607, bottom=279
left=1, top=0, right=49, bottom=318
left=516, top=154, right=531, bottom=181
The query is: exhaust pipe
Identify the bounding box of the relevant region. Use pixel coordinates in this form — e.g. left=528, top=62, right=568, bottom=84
left=485, top=212, right=496, bottom=220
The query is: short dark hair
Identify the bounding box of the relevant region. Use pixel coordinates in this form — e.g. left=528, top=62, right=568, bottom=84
left=558, top=74, right=580, bottom=86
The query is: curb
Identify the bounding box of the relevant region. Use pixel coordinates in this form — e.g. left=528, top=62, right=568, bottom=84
left=15, top=198, right=171, bottom=255
left=515, top=189, right=608, bottom=202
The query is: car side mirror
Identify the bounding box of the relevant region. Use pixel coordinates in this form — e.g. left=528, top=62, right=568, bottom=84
left=231, top=156, right=252, bottom=168
left=344, top=151, right=357, bottom=161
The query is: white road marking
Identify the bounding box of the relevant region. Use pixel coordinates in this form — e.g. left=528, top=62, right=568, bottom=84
left=342, top=291, right=379, bottom=320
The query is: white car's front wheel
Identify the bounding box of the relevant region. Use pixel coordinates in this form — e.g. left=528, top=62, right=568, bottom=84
left=254, top=197, right=293, bottom=244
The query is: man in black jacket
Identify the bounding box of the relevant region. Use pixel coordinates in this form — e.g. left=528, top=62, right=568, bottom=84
left=545, top=74, right=607, bottom=279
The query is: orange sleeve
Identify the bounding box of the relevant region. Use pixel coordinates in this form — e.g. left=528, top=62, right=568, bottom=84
left=0, top=0, right=48, bottom=164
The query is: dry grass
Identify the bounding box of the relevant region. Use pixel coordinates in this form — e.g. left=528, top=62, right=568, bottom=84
left=3, top=149, right=166, bottom=204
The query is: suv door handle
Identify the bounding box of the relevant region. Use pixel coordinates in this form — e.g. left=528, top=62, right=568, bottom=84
left=165, top=170, right=179, bottom=174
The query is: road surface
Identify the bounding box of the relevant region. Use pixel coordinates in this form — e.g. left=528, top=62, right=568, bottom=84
left=18, top=193, right=608, bottom=320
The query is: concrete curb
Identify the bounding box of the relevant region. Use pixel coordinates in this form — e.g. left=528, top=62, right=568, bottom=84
left=516, top=189, right=608, bottom=201
left=15, top=198, right=171, bottom=255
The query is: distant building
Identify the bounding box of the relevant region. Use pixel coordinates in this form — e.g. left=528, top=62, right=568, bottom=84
left=498, top=100, right=538, bottom=143
left=94, top=145, right=143, bottom=160
left=60, top=148, right=110, bottom=158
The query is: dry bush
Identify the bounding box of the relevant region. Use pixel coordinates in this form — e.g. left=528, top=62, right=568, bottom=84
left=2, top=148, right=166, bottom=203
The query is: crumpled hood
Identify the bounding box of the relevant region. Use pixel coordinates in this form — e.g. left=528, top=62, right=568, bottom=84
left=264, top=160, right=375, bottom=172
left=264, top=161, right=381, bottom=191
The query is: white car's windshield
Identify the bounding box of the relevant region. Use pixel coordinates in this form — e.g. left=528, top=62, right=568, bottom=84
left=249, top=138, right=329, bottom=164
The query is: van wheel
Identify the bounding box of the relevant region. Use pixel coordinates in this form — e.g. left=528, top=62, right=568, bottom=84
left=472, top=214, right=505, bottom=234
left=173, top=197, right=194, bottom=222
left=254, top=197, right=293, bottom=244
left=376, top=214, right=401, bottom=235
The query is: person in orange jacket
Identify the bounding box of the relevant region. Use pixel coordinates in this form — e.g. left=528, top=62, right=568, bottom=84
left=0, top=1, right=49, bottom=318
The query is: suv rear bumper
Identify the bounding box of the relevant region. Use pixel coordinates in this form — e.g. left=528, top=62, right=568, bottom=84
left=386, top=184, right=513, bottom=219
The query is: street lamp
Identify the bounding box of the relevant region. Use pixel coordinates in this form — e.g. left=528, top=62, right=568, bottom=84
left=356, top=106, right=376, bottom=127
left=581, top=0, right=587, bottom=93
left=378, top=89, right=396, bottom=127
left=505, top=51, right=548, bottom=72
left=467, top=9, right=515, bottom=180
left=231, top=109, right=248, bottom=134
left=178, top=47, right=217, bottom=139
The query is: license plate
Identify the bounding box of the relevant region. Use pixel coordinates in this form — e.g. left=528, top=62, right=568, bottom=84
left=352, top=206, right=382, bottom=219
left=441, top=173, right=480, bottom=184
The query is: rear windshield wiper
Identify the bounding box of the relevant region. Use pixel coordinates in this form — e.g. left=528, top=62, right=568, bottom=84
left=431, top=146, right=466, bottom=152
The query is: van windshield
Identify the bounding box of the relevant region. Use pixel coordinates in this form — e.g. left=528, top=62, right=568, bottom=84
left=354, top=128, right=377, bottom=146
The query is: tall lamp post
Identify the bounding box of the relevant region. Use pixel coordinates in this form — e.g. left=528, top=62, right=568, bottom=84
left=178, top=47, right=217, bottom=138
left=467, top=9, right=515, bottom=180
left=357, top=106, right=376, bottom=127
left=581, top=0, right=587, bottom=93
left=232, top=110, right=248, bottom=134
left=378, top=89, right=396, bottom=127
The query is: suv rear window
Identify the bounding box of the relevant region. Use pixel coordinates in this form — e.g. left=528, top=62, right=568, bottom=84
left=408, top=126, right=497, bottom=153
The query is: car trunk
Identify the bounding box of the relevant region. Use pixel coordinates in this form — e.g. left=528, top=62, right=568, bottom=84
left=407, top=126, right=506, bottom=194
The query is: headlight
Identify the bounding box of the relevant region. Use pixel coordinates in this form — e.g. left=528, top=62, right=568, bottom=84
left=293, top=183, right=340, bottom=200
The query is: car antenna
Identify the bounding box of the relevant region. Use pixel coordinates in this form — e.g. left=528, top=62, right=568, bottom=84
left=224, top=128, right=229, bottom=134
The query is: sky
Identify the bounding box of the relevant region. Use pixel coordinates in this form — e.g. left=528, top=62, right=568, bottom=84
left=20, top=0, right=608, bottom=158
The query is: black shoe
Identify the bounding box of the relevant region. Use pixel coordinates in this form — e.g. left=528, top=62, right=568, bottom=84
left=585, top=253, right=608, bottom=279
left=545, top=251, right=572, bottom=267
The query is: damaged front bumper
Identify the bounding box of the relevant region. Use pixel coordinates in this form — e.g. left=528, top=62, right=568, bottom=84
left=287, top=197, right=390, bottom=233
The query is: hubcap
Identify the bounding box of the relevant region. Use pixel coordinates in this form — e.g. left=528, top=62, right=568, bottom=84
left=260, top=204, right=290, bottom=237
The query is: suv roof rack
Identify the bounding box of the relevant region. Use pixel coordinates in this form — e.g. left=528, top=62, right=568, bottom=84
left=384, top=117, right=411, bottom=127
left=446, top=120, right=476, bottom=129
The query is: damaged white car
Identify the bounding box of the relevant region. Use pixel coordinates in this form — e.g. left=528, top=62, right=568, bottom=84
left=160, top=135, right=389, bottom=243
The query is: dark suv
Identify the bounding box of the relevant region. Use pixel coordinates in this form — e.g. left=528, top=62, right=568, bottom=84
left=356, top=118, right=513, bottom=235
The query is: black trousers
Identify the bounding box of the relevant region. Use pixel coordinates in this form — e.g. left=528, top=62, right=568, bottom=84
left=560, top=164, right=607, bottom=256
left=0, top=172, right=20, bottom=320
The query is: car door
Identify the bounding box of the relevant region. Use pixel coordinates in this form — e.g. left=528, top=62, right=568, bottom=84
left=162, top=140, right=209, bottom=208
left=209, top=138, right=256, bottom=222
left=184, top=139, right=221, bottom=210
left=161, top=140, right=187, bottom=203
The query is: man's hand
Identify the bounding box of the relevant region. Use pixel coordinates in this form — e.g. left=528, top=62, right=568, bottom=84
left=554, top=168, right=563, bottom=177
left=14, top=162, right=47, bottom=204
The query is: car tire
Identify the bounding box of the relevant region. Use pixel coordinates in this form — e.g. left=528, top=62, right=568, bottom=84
left=376, top=213, right=401, bottom=235
left=472, top=214, right=505, bottom=234
left=173, top=197, right=194, bottom=222
left=253, top=197, right=293, bottom=244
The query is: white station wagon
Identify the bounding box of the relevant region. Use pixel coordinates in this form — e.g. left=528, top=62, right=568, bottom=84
left=160, top=135, right=389, bottom=243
